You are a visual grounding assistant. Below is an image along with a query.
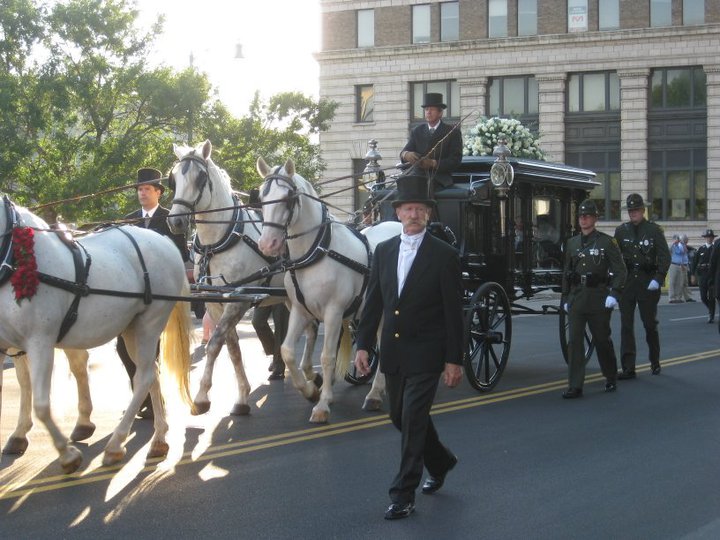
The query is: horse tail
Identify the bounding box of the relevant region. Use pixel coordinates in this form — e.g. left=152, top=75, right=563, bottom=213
left=159, top=280, right=196, bottom=414
left=335, top=320, right=353, bottom=379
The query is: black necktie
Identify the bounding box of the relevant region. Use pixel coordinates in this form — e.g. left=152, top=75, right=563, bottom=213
left=144, top=213, right=150, bottom=228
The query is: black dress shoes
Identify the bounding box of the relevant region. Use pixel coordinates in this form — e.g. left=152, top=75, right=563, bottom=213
left=651, top=365, right=662, bottom=375
left=617, top=371, right=636, bottom=380
left=562, top=388, right=583, bottom=399
left=422, top=454, right=458, bottom=494
left=708, top=315, right=715, bottom=323
left=268, top=370, right=285, bottom=381
left=384, top=502, right=415, bottom=520
left=605, top=380, right=617, bottom=392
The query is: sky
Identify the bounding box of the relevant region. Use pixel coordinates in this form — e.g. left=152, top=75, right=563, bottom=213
left=135, top=0, right=321, bottom=116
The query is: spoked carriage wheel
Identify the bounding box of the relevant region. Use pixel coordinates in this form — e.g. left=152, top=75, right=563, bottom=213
left=558, top=302, right=595, bottom=364
left=463, top=282, right=512, bottom=392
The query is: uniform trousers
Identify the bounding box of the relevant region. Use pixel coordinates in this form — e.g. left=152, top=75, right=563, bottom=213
left=698, top=272, right=715, bottom=316
left=385, top=371, right=455, bottom=505
left=251, top=303, right=289, bottom=371
left=619, top=277, right=661, bottom=371
left=567, top=298, right=617, bottom=389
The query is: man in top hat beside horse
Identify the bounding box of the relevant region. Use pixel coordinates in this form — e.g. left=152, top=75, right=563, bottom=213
left=400, top=93, right=463, bottom=194
left=614, top=193, right=670, bottom=379
left=118, top=167, right=190, bottom=418
left=354, top=173, right=464, bottom=520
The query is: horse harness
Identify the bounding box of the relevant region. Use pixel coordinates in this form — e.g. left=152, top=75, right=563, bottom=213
left=0, top=196, right=175, bottom=343
left=260, top=169, right=372, bottom=320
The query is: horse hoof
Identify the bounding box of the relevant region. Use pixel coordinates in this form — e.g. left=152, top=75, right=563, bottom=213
left=313, top=373, right=323, bottom=388
left=305, top=386, right=320, bottom=403
left=61, top=455, right=82, bottom=474
left=192, top=401, right=211, bottom=415
left=309, top=410, right=329, bottom=424
left=102, top=448, right=127, bottom=467
left=147, top=441, right=170, bottom=459
left=2, top=437, right=29, bottom=455
left=362, top=398, right=383, bottom=412
left=70, top=423, right=96, bottom=442
left=231, top=403, right=251, bottom=416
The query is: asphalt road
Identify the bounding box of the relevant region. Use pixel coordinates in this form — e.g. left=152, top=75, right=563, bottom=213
left=2, top=294, right=720, bottom=539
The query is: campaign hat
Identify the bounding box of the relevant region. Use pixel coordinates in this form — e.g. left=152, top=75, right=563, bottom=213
left=701, top=229, right=716, bottom=238
left=624, top=193, right=648, bottom=210
left=578, top=199, right=599, bottom=217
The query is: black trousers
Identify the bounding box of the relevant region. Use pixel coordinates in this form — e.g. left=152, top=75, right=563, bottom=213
left=117, top=336, right=159, bottom=411
left=385, top=371, right=454, bottom=504
left=619, top=278, right=661, bottom=371
left=699, top=273, right=715, bottom=315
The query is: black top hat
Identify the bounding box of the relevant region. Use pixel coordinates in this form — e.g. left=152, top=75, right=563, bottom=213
left=702, top=228, right=716, bottom=238
left=391, top=174, right=435, bottom=208
left=578, top=199, right=599, bottom=217
left=136, top=167, right=165, bottom=194
left=421, top=93, right=447, bottom=109
left=624, top=193, right=648, bottom=210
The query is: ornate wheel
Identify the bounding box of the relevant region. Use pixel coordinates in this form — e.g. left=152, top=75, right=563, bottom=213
left=558, top=302, right=595, bottom=364
left=463, top=282, right=512, bottom=392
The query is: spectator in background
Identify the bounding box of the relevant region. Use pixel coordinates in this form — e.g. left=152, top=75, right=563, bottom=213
left=668, top=233, right=686, bottom=303
left=681, top=234, right=695, bottom=302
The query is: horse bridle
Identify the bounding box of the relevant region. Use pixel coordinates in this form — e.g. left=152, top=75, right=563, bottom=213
left=260, top=167, right=300, bottom=233
left=169, top=152, right=213, bottom=211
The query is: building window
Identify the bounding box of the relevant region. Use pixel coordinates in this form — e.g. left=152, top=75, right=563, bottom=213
left=650, top=0, right=672, bottom=27
left=684, top=0, right=705, bottom=26
left=568, top=0, right=588, bottom=32
left=488, top=0, right=508, bottom=38
left=566, top=152, right=621, bottom=220
left=413, top=4, right=431, bottom=44
left=651, top=67, right=706, bottom=108
left=599, top=0, right=619, bottom=30
left=517, top=0, right=537, bottom=36
left=357, top=9, right=374, bottom=48
left=441, top=2, right=459, bottom=42
left=411, top=81, right=459, bottom=121
left=488, top=76, right=539, bottom=117
left=356, top=85, right=374, bottom=123
left=649, top=149, right=706, bottom=220
left=568, top=72, right=619, bottom=112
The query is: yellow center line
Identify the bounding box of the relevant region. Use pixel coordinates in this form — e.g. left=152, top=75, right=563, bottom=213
left=2, top=348, right=719, bottom=500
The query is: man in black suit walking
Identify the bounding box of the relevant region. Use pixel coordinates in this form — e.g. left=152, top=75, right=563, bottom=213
left=118, top=168, right=189, bottom=418
left=400, top=93, right=463, bottom=193
left=354, top=174, right=464, bottom=520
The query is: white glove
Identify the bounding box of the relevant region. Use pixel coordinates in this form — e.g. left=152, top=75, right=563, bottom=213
left=647, top=279, right=660, bottom=291
left=605, top=296, right=618, bottom=309
left=563, top=303, right=569, bottom=313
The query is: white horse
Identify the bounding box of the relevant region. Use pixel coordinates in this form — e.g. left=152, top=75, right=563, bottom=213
left=167, top=141, right=317, bottom=415
left=256, top=158, right=400, bottom=423
left=2, top=348, right=94, bottom=457
left=0, top=196, right=193, bottom=473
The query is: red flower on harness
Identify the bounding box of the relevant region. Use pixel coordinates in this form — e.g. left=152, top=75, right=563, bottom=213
left=10, top=226, right=39, bottom=304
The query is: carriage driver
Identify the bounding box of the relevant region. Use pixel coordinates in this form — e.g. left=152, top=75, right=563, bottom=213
left=353, top=173, right=463, bottom=520
left=117, top=168, right=189, bottom=419
left=561, top=200, right=626, bottom=398
left=400, top=93, right=463, bottom=195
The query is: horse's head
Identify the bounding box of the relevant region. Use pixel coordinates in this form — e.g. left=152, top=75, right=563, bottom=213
left=256, top=157, right=300, bottom=257
left=167, top=140, right=214, bottom=234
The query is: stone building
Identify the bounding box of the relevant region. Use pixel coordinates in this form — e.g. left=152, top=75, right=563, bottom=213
left=315, top=0, right=720, bottom=239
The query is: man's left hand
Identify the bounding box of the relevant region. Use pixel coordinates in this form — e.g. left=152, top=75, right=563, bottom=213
left=443, top=363, right=462, bottom=388
left=418, top=158, right=437, bottom=170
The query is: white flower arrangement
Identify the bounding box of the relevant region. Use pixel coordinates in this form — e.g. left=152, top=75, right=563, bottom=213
left=463, top=117, right=545, bottom=160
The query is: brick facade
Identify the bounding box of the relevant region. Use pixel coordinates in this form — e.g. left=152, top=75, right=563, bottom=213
left=317, top=0, right=720, bottom=240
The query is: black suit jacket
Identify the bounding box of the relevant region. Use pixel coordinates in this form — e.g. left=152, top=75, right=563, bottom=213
left=355, top=232, right=464, bottom=375
left=126, top=206, right=189, bottom=262
left=400, top=120, right=463, bottom=189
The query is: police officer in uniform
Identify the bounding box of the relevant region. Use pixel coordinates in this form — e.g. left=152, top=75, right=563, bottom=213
left=614, top=193, right=670, bottom=378
left=561, top=200, right=626, bottom=398
left=691, top=229, right=715, bottom=323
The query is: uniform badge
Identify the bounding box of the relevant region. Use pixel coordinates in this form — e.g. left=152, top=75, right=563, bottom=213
left=643, top=240, right=649, bottom=246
